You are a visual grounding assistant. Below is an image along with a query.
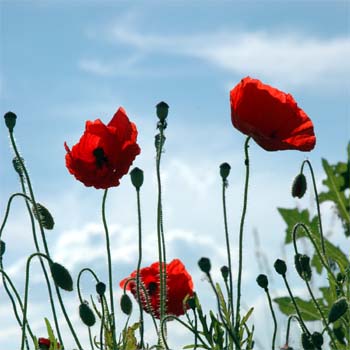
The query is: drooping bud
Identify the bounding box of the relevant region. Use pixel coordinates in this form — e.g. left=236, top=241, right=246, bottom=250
left=292, top=173, right=307, bottom=198
left=4, top=111, right=17, bottom=132
left=274, top=259, right=287, bottom=276
left=79, top=302, right=96, bottom=327
left=32, top=203, right=54, bottom=230
left=328, top=297, right=348, bottom=323
left=198, top=257, right=211, bottom=274
left=333, top=326, right=346, bottom=345
left=12, top=157, right=25, bottom=178
left=256, top=274, right=269, bottom=290
left=0, top=240, right=5, bottom=257
left=219, top=163, right=231, bottom=181
left=130, top=167, right=144, bottom=190
left=120, top=293, right=133, bottom=315
left=156, top=101, right=169, bottom=123
left=311, top=332, right=323, bottom=348
left=220, top=266, right=229, bottom=282
left=301, top=333, right=315, bottom=350
left=50, top=262, right=73, bottom=291
left=294, top=254, right=312, bottom=281
left=96, top=281, right=106, bottom=296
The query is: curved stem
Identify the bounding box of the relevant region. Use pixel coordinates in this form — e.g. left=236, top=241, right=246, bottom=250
left=222, top=180, right=234, bottom=328
left=282, top=275, right=310, bottom=336
left=77, top=267, right=100, bottom=303
left=135, top=189, right=144, bottom=347
left=235, top=136, right=251, bottom=343
left=101, top=189, right=117, bottom=349
left=301, top=160, right=326, bottom=256
left=264, top=288, right=277, bottom=350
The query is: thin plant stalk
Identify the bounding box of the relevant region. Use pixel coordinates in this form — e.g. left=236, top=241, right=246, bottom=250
left=235, top=136, right=251, bottom=344
left=264, top=288, right=277, bottom=350
left=101, top=189, right=117, bottom=349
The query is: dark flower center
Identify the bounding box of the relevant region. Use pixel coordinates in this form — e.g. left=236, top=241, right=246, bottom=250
left=93, top=147, right=108, bottom=168
left=148, top=281, right=158, bottom=296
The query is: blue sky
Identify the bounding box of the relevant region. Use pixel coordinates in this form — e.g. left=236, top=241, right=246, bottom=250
left=0, top=1, right=349, bottom=349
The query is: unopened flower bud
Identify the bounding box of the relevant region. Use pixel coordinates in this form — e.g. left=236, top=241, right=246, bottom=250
left=328, top=297, right=348, bottom=323
left=301, top=333, right=314, bottom=350
left=333, top=326, right=346, bottom=345
left=198, top=257, right=211, bottom=274
left=156, top=101, right=169, bottom=123
left=0, top=240, right=5, bottom=257
left=121, top=293, right=133, bottom=315
left=294, top=254, right=312, bottom=281
left=219, top=163, right=231, bottom=181
left=50, top=262, right=73, bottom=291
left=291, top=173, right=307, bottom=198
left=4, top=111, right=17, bottom=132
left=187, top=296, right=196, bottom=310
left=32, top=203, right=54, bottom=230
left=130, top=167, right=144, bottom=190
left=256, top=274, right=269, bottom=290
left=96, top=281, right=106, bottom=296
left=12, top=157, right=25, bottom=177
left=336, top=272, right=344, bottom=283
left=79, top=302, right=96, bottom=327
left=220, top=266, right=229, bottom=282
left=311, top=332, right=323, bottom=348
left=274, top=259, right=287, bottom=276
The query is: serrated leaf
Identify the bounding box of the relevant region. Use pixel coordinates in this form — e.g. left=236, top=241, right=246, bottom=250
left=274, top=296, right=321, bottom=321
left=278, top=208, right=319, bottom=243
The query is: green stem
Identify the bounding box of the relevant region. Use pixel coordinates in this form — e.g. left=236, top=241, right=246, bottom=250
left=88, top=327, right=95, bottom=350
left=222, top=179, right=234, bottom=329
left=9, top=135, right=81, bottom=349
left=285, top=315, right=303, bottom=345
left=101, top=189, right=117, bottom=349
left=301, top=160, right=326, bottom=257
left=77, top=267, right=100, bottom=303
left=135, top=188, right=144, bottom=348
left=235, top=136, right=251, bottom=345
left=282, top=274, right=310, bottom=335
left=264, top=288, right=277, bottom=350
left=100, top=295, right=105, bottom=350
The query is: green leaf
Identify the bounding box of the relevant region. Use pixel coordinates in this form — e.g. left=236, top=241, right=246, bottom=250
left=274, top=296, right=321, bottom=321
left=44, top=318, right=59, bottom=349
left=278, top=208, right=319, bottom=243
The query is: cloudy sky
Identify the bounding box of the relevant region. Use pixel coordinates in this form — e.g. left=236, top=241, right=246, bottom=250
left=0, top=1, right=349, bottom=349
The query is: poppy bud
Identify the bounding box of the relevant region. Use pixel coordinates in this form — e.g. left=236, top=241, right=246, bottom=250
left=256, top=274, right=269, bottom=290
left=79, top=302, right=96, bottom=327
left=274, top=259, right=287, bottom=276
left=130, top=167, right=144, bottom=190
left=4, top=111, right=17, bottom=132
left=156, top=101, right=169, bottom=123
left=50, top=262, right=73, bottom=291
left=301, top=333, right=315, bottom=350
left=333, top=326, right=346, bottom=345
left=0, top=240, right=5, bottom=257
left=187, top=296, right=196, bottom=310
left=121, top=293, right=132, bottom=315
left=32, top=203, right=54, bottom=230
left=220, top=266, right=229, bottom=282
left=38, top=337, right=51, bottom=349
left=328, top=297, right=348, bottom=323
left=96, top=281, right=106, bottom=296
left=294, top=254, right=312, bottom=281
left=336, top=272, right=345, bottom=284
left=219, top=163, right=231, bottom=181
left=291, top=173, right=307, bottom=198
left=198, top=257, right=211, bottom=274
left=311, top=332, right=323, bottom=348
left=12, top=157, right=25, bottom=177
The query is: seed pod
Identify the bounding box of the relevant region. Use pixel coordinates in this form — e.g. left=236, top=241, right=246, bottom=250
left=294, top=254, right=312, bottom=281
left=220, top=266, right=229, bottom=282
left=274, top=259, right=287, bottom=276
left=219, top=163, right=231, bottom=181
left=120, top=294, right=132, bottom=315
left=301, top=333, right=315, bottom=350
left=156, top=101, right=169, bottom=123
left=4, top=111, right=17, bottom=132
left=50, top=262, right=73, bottom=291
left=256, top=274, right=269, bottom=290
left=32, top=203, right=54, bottom=230
left=198, top=257, right=211, bottom=274
left=328, top=297, right=348, bottom=323
left=79, top=302, right=96, bottom=327
left=130, top=167, right=144, bottom=190
left=292, top=173, right=307, bottom=198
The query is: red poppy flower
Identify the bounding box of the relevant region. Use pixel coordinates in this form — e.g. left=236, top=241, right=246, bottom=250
left=120, top=259, right=194, bottom=318
left=65, top=107, right=141, bottom=189
left=38, top=337, right=60, bottom=349
left=230, top=77, right=316, bottom=151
